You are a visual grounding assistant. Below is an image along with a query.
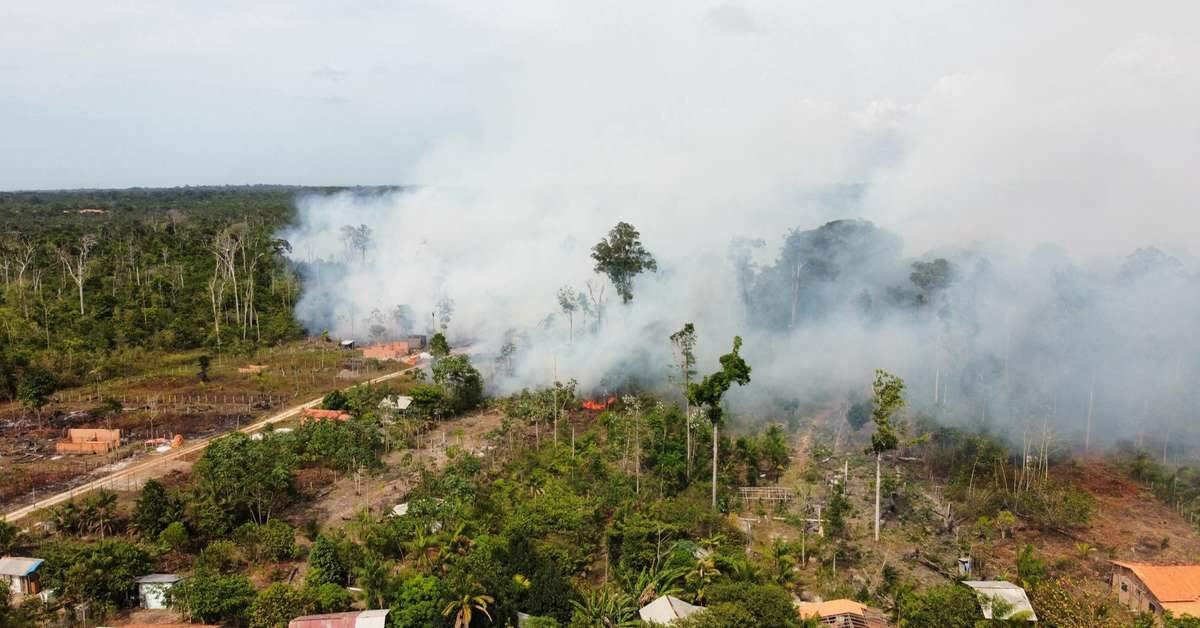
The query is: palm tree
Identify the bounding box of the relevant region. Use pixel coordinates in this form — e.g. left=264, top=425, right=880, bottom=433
left=52, top=500, right=83, bottom=535
left=353, top=554, right=394, bottom=609
left=625, top=565, right=686, bottom=607
left=88, top=490, right=119, bottom=538
left=346, top=507, right=376, bottom=544
left=569, top=588, right=639, bottom=628
left=443, top=523, right=474, bottom=558
left=769, top=538, right=796, bottom=585
left=685, top=554, right=721, bottom=604
left=443, top=592, right=494, bottom=628
left=405, top=532, right=443, bottom=571
left=697, top=534, right=725, bottom=554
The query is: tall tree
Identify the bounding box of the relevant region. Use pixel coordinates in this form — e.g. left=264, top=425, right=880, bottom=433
left=591, top=222, right=657, bottom=304
left=340, top=224, right=373, bottom=262
left=56, top=233, right=97, bottom=316
left=436, top=297, right=455, bottom=332
left=429, top=332, right=451, bottom=360
left=557, top=286, right=578, bottom=343
left=688, top=336, right=752, bottom=509
left=670, top=323, right=698, bottom=479
left=193, top=432, right=297, bottom=526
left=392, top=304, right=415, bottom=336
left=432, top=354, right=484, bottom=413
left=868, top=369, right=904, bottom=542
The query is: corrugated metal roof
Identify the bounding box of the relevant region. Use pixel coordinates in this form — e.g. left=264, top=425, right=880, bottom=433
left=1113, top=561, right=1200, bottom=603
left=288, top=609, right=389, bottom=628
left=638, top=595, right=704, bottom=623
left=963, top=581, right=1037, bottom=621
left=135, top=573, right=183, bottom=584
left=0, top=557, right=43, bottom=576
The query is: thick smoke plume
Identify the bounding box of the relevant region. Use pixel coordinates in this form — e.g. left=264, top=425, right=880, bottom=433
left=280, top=2, right=1200, bottom=453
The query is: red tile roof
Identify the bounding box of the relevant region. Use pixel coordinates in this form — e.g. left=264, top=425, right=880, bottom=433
left=1113, top=561, right=1200, bottom=603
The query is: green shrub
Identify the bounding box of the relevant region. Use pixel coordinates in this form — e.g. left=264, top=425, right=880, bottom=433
left=158, top=521, right=190, bottom=553
left=897, top=584, right=979, bottom=628
left=302, top=582, right=354, bottom=614
left=169, top=573, right=255, bottom=624
left=306, top=534, right=348, bottom=586
left=249, top=583, right=305, bottom=628
left=705, top=582, right=798, bottom=628
left=259, top=520, right=299, bottom=561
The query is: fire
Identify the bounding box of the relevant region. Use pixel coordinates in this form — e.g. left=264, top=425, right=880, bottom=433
left=582, top=396, right=617, bottom=411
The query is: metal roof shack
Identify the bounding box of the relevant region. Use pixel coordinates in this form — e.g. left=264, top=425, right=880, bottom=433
left=114, top=625, right=218, bottom=628
left=135, top=573, right=183, bottom=609
left=638, top=595, right=704, bottom=624
left=0, top=557, right=42, bottom=577
left=0, top=557, right=43, bottom=595
left=379, top=395, right=413, bottom=412
left=962, top=581, right=1037, bottom=622
left=289, top=609, right=389, bottom=628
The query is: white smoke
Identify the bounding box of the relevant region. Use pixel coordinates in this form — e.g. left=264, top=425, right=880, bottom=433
left=278, top=1, right=1200, bottom=449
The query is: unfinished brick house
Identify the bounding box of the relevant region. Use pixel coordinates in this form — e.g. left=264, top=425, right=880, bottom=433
left=361, top=341, right=410, bottom=361
left=300, top=408, right=352, bottom=423
left=55, top=428, right=121, bottom=454
left=795, top=599, right=889, bottom=627
left=1111, top=561, right=1200, bottom=618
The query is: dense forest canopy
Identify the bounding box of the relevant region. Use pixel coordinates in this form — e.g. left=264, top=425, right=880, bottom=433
left=0, top=187, right=398, bottom=402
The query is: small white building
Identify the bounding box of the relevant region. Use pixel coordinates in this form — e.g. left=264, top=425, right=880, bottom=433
left=379, top=395, right=413, bottom=413
left=0, top=557, right=43, bottom=595
left=136, top=573, right=183, bottom=609
left=638, top=595, right=704, bottom=625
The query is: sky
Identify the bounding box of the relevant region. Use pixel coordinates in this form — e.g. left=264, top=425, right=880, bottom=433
left=2, top=1, right=1198, bottom=256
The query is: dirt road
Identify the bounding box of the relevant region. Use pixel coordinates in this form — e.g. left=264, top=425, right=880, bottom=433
left=2, top=368, right=415, bottom=524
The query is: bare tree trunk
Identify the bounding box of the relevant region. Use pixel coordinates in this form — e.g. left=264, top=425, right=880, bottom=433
left=789, top=264, right=800, bottom=329
left=933, top=366, right=940, bottom=405
left=58, top=235, right=96, bottom=317
left=634, top=408, right=640, bottom=494
left=686, top=407, right=692, bottom=481
left=1085, top=367, right=1096, bottom=454
left=874, top=452, right=882, bottom=541
left=712, top=422, right=719, bottom=509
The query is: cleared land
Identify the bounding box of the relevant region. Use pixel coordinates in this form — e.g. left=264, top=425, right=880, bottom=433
left=2, top=350, right=417, bottom=523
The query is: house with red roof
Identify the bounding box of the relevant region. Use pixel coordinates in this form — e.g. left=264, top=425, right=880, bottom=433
left=1112, top=561, right=1200, bottom=618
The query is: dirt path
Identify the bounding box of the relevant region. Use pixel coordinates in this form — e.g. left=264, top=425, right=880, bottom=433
left=2, top=367, right=416, bottom=524
left=776, top=404, right=841, bottom=490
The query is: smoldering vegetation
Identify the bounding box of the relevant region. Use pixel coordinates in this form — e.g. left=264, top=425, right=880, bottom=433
left=281, top=187, right=1199, bottom=455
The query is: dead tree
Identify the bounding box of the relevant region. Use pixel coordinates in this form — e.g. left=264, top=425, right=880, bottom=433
left=57, top=234, right=97, bottom=316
